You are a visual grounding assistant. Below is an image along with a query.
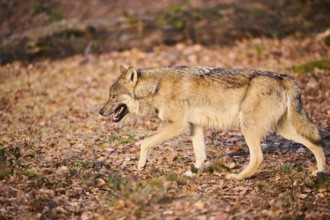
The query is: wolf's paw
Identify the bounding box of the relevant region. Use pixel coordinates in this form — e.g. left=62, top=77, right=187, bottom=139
left=183, top=170, right=195, bottom=177
left=312, top=170, right=326, bottom=177
left=312, top=170, right=318, bottom=176
left=137, top=161, right=147, bottom=171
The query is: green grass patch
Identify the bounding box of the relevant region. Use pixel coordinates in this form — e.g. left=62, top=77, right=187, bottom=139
left=256, top=183, right=264, bottom=192
left=170, top=5, right=182, bottom=14
left=177, top=176, right=190, bottom=185
left=0, top=168, right=39, bottom=180
left=314, top=172, right=330, bottom=190
left=174, top=19, right=185, bottom=29
left=29, top=199, right=46, bottom=212
left=282, top=164, right=293, bottom=174
left=148, top=178, right=163, bottom=188
left=0, top=168, right=13, bottom=179
left=191, top=165, right=199, bottom=174
left=165, top=172, right=178, bottom=181
left=32, top=2, right=63, bottom=23
left=295, top=164, right=304, bottom=172
left=108, top=172, right=127, bottom=190
left=173, top=155, right=182, bottom=162
left=109, top=135, right=134, bottom=144
left=279, top=193, right=291, bottom=203
left=293, top=59, right=330, bottom=74
left=36, top=177, right=54, bottom=188
left=207, top=161, right=232, bottom=174
left=14, top=169, right=39, bottom=179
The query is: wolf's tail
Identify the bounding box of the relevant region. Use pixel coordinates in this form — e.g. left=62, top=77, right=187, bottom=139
left=283, top=77, right=322, bottom=145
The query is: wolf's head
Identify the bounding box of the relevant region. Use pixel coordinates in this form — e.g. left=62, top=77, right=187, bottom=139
left=99, top=66, right=139, bottom=122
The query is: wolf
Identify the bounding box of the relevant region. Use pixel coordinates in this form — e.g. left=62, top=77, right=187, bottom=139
left=99, top=65, right=326, bottom=179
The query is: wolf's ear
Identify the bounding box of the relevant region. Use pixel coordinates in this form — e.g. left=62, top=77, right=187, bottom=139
left=125, top=67, right=138, bottom=85
left=120, top=65, right=127, bottom=75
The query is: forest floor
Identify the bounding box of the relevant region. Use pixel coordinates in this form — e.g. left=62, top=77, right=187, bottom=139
left=1, top=34, right=330, bottom=219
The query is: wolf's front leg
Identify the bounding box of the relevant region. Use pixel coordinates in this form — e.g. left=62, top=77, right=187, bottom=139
left=137, top=123, right=186, bottom=170
left=191, top=125, right=207, bottom=174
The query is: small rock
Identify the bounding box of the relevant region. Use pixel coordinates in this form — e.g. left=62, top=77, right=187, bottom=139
left=183, top=170, right=195, bottom=177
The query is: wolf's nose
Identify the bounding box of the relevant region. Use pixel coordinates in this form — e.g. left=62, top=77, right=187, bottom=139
left=99, top=109, right=105, bottom=115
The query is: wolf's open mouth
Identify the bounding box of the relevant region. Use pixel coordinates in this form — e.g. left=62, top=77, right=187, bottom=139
left=111, top=104, right=128, bottom=122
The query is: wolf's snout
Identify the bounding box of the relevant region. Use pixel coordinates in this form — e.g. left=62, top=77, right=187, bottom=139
left=99, top=108, right=105, bottom=116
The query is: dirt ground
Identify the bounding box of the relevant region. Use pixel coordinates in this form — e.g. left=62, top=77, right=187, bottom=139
left=1, top=34, right=330, bottom=219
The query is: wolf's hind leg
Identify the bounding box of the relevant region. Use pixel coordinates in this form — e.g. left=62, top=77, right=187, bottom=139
left=227, top=129, right=264, bottom=180
left=227, top=110, right=265, bottom=180
left=138, top=123, right=186, bottom=171
left=191, top=125, right=207, bottom=173
left=276, top=119, right=326, bottom=175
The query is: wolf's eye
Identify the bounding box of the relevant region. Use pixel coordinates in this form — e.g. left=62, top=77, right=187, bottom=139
left=111, top=94, right=117, bottom=99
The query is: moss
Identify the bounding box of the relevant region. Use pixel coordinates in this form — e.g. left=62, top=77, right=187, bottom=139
left=165, top=172, right=178, bottom=181
left=256, top=184, right=264, bottom=192
left=296, top=164, right=304, bottom=172
left=29, top=199, right=44, bottom=212
left=17, top=169, right=39, bottom=179
left=156, top=14, right=168, bottom=26
left=314, top=172, right=330, bottom=190
left=32, top=2, right=63, bottom=23
left=282, top=164, right=292, bottom=174
left=207, top=161, right=232, bottom=174
left=170, top=5, right=182, bottom=14
left=0, top=168, right=13, bottom=179
left=125, top=14, right=141, bottom=28
left=177, top=176, right=189, bottom=185
left=108, top=172, right=127, bottom=190
left=109, top=135, right=134, bottom=144
left=148, top=178, right=163, bottom=188
left=293, top=59, right=330, bottom=74
left=174, top=19, right=185, bottom=29
left=191, top=165, right=199, bottom=173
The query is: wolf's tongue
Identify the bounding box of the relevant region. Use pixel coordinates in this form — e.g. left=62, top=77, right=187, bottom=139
left=112, top=107, right=123, bottom=121
left=112, top=111, right=119, bottom=121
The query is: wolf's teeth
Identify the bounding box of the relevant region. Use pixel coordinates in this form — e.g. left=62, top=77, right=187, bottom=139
left=119, top=107, right=124, bottom=113
left=112, top=107, right=124, bottom=120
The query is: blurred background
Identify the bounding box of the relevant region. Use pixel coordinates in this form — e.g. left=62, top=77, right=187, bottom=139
left=1, top=0, right=329, bottom=63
